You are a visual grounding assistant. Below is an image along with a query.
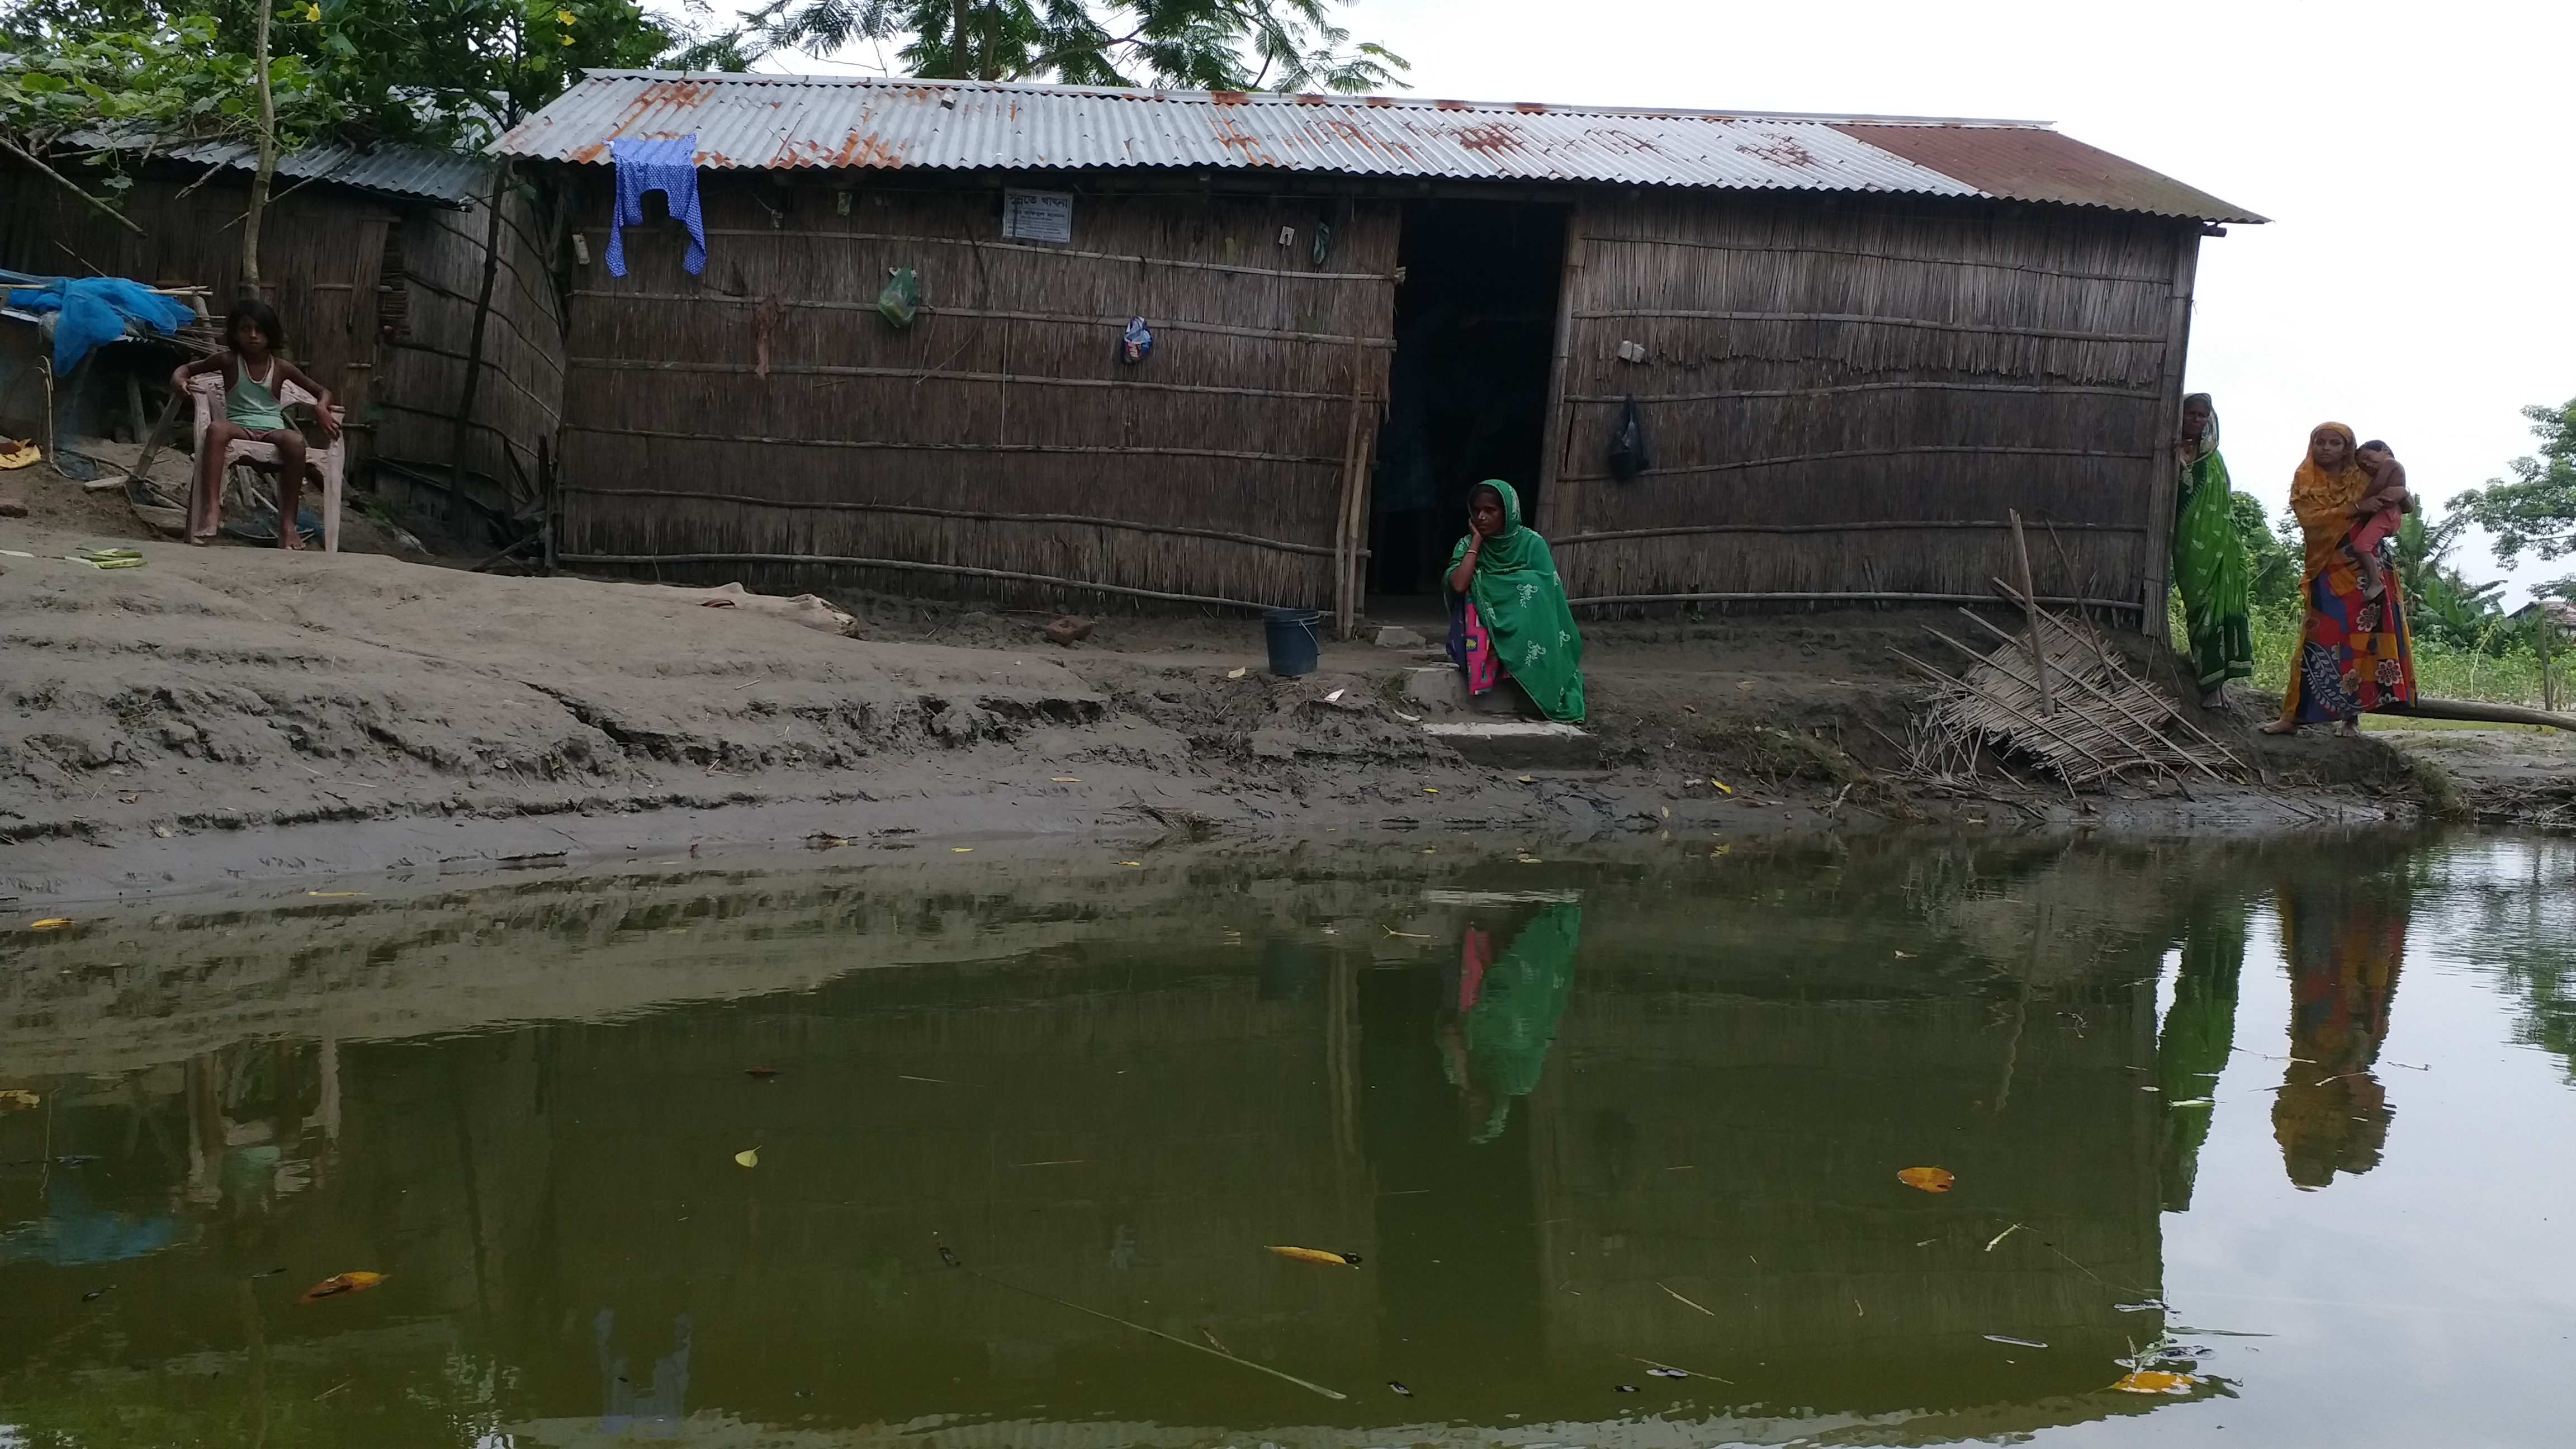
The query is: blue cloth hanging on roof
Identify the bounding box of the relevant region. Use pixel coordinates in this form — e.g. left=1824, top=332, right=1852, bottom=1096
left=607, top=134, right=707, bottom=278
left=3, top=274, right=199, bottom=374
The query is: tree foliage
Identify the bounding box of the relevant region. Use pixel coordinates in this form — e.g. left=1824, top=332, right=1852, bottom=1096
left=2232, top=490, right=2299, bottom=610
left=0, top=10, right=322, bottom=178
left=2452, top=396, right=2576, bottom=600
left=721, top=0, right=1407, bottom=91
left=1, top=1, right=704, bottom=158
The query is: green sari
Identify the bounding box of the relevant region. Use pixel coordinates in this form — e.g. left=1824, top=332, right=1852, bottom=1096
left=2174, top=399, right=2254, bottom=692
left=1446, top=479, right=1587, bottom=722
left=1448, top=903, right=1581, bottom=1143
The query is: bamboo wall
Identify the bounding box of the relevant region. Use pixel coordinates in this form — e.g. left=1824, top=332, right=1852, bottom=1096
left=0, top=167, right=392, bottom=395
left=556, top=174, right=1399, bottom=610
left=372, top=168, right=567, bottom=522
left=1539, top=192, right=2199, bottom=622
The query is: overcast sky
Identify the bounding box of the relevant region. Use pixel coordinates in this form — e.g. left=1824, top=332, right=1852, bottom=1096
left=745, top=1, right=2575, bottom=602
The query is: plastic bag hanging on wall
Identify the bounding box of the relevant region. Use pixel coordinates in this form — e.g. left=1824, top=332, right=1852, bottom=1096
left=1608, top=396, right=1651, bottom=482
left=1120, top=316, right=1153, bottom=365
left=877, top=267, right=921, bottom=329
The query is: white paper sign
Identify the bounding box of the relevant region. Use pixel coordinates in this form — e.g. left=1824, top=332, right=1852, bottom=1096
left=1002, top=189, right=1074, bottom=244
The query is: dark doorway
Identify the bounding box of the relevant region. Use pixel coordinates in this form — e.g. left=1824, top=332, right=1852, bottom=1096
left=1368, top=200, right=1568, bottom=595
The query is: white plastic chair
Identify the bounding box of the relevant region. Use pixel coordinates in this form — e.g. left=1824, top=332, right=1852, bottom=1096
left=186, top=371, right=345, bottom=551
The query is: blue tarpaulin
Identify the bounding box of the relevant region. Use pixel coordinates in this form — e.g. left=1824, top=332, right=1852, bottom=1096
left=3, top=273, right=198, bottom=374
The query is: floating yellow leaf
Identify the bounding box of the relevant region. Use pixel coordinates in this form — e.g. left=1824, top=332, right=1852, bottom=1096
left=29, top=918, right=72, bottom=930
left=2112, top=1370, right=2195, bottom=1395
left=951, top=847, right=974, bottom=853
left=1119, top=860, right=1142, bottom=866
left=1710, top=778, right=1733, bottom=794
left=1897, top=1166, right=1955, bottom=1194
left=734, top=1148, right=760, bottom=1167
left=1422, top=787, right=1438, bottom=794
left=0, top=1089, right=39, bottom=1110
left=1265, top=1244, right=1361, bottom=1267
left=297, top=1271, right=387, bottom=1305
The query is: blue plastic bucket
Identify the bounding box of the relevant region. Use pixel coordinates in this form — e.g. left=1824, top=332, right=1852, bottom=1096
left=1263, top=608, right=1324, bottom=678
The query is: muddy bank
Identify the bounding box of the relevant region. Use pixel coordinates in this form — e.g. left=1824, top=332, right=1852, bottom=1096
left=0, top=513, right=2516, bottom=905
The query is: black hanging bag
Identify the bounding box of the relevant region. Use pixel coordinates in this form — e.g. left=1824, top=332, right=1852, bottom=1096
left=1607, top=396, right=1651, bottom=482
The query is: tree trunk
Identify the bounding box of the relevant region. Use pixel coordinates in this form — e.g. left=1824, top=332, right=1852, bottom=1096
left=951, top=0, right=970, bottom=78
left=240, top=0, right=277, bottom=292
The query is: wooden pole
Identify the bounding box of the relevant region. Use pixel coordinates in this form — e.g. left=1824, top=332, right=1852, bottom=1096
left=2008, top=509, right=2054, bottom=715
left=2539, top=613, right=2557, bottom=714
left=1333, top=325, right=1366, bottom=640
left=0, top=137, right=146, bottom=236
left=2383, top=698, right=2576, bottom=733
left=444, top=161, right=512, bottom=525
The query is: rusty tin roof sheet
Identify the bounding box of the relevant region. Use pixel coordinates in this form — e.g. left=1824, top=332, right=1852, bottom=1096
left=495, top=72, right=2260, bottom=222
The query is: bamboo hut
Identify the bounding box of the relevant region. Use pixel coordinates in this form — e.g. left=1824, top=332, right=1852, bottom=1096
left=494, top=74, right=2258, bottom=633
left=0, top=141, right=562, bottom=538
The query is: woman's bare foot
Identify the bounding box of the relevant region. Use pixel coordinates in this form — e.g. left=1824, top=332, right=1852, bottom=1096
left=2200, top=689, right=2227, bottom=709
left=2258, top=719, right=2300, bottom=735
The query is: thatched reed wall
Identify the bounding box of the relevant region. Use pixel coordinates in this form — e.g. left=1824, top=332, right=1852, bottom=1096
left=0, top=166, right=393, bottom=395
left=372, top=169, right=567, bottom=525
left=555, top=174, right=1398, bottom=610
left=1538, top=192, right=2199, bottom=625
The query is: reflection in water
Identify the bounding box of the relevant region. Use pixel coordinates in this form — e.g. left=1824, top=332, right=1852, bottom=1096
left=2158, top=905, right=2246, bottom=1211
left=1437, top=902, right=1581, bottom=1143
left=2272, top=881, right=2409, bottom=1190
left=9, top=834, right=2524, bottom=1445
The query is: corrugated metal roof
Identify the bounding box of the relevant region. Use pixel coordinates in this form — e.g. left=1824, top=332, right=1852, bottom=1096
left=154, top=138, right=487, bottom=207
left=1827, top=123, right=2255, bottom=224
left=493, top=72, right=2261, bottom=222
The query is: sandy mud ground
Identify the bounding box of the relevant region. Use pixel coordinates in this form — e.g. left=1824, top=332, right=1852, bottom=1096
left=2, top=477, right=2558, bottom=906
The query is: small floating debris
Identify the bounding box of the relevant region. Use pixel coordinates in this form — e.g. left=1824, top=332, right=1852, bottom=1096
left=297, top=1272, right=387, bottom=1305
left=1985, top=1334, right=2048, bottom=1349
left=2113, top=1369, right=2196, bottom=1394
left=733, top=1148, right=760, bottom=1167
left=1657, top=1282, right=1715, bottom=1316
left=1387, top=1381, right=1413, bottom=1396
left=1898, top=1166, right=1955, bottom=1193
left=29, top=917, right=73, bottom=930
left=1266, top=1245, right=1361, bottom=1267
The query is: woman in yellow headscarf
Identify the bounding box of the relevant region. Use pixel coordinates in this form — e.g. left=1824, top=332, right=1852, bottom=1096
left=2261, top=423, right=2417, bottom=734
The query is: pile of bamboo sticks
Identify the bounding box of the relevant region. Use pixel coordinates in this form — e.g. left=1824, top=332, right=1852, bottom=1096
left=1892, top=513, right=2249, bottom=789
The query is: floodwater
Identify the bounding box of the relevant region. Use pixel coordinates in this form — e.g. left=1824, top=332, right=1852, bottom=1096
left=2, top=832, right=2572, bottom=1448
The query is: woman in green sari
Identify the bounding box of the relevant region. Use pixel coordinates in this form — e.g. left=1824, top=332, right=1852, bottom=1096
left=2172, top=392, right=2254, bottom=706
left=1445, top=480, right=1587, bottom=723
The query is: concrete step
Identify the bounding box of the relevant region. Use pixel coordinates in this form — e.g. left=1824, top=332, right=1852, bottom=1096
left=1423, top=720, right=1598, bottom=769
left=1403, top=665, right=1541, bottom=718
